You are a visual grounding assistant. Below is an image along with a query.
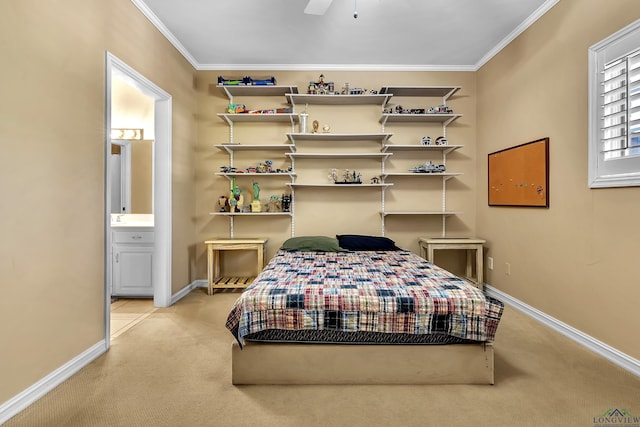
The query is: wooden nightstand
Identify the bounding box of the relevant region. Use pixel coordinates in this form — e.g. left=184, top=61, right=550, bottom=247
left=205, top=238, right=268, bottom=295
left=418, top=237, right=486, bottom=289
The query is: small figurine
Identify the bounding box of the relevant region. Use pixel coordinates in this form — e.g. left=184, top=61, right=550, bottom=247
left=409, top=161, right=446, bottom=173
left=229, top=178, right=244, bottom=212
left=217, top=195, right=228, bottom=212
left=252, top=182, right=260, bottom=201
left=370, top=176, right=380, bottom=184
left=312, top=120, right=319, bottom=133
left=322, top=124, right=330, bottom=133
left=421, top=136, right=432, bottom=146
left=250, top=182, right=262, bottom=212
left=266, top=195, right=281, bottom=212
left=435, top=136, right=448, bottom=145
left=328, top=168, right=338, bottom=183
left=281, top=194, right=292, bottom=212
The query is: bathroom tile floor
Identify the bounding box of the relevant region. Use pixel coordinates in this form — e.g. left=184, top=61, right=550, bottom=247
left=110, top=298, right=157, bottom=339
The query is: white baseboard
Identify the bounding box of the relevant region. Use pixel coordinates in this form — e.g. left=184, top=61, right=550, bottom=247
left=0, top=280, right=207, bottom=424
left=485, top=285, right=640, bottom=378
left=0, top=340, right=107, bottom=425
left=170, top=280, right=207, bottom=305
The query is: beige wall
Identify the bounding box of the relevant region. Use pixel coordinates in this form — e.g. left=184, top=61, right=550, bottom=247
left=195, top=71, right=477, bottom=277
left=0, top=0, right=197, bottom=403
left=477, top=0, right=640, bottom=360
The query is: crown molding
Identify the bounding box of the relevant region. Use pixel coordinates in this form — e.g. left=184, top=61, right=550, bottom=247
left=196, top=63, right=477, bottom=72
left=474, top=0, right=560, bottom=70
left=130, top=0, right=200, bottom=69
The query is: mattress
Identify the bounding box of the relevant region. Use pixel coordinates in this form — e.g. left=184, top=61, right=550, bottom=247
left=226, top=250, right=504, bottom=347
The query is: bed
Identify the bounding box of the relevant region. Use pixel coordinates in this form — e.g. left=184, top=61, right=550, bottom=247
left=225, top=235, right=504, bottom=385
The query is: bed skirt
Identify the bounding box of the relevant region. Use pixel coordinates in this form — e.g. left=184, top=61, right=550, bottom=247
left=231, top=341, right=494, bottom=385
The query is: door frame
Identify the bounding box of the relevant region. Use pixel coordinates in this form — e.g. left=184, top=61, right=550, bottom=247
left=104, top=52, right=173, bottom=349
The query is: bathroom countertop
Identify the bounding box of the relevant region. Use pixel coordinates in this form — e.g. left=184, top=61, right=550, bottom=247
left=110, top=214, right=154, bottom=228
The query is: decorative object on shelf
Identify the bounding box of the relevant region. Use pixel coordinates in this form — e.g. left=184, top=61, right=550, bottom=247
left=251, top=201, right=262, bottom=212
left=220, top=166, right=237, bottom=173
left=228, top=103, right=246, bottom=114
left=435, top=136, right=448, bottom=145
left=370, top=176, right=380, bottom=184
left=246, top=76, right=277, bottom=86
left=217, top=75, right=246, bottom=86
left=257, top=160, right=273, bottom=173
left=328, top=168, right=338, bottom=183
left=312, top=120, right=320, bottom=133
left=299, top=103, right=309, bottom=133
left=218, top=75, right=276, bottom=86
left=281, top=194, right=292, bottom=212
left=229, top=178, right=244, bottom=212
left=217, top=195, right=228, bottom=212
left=250, top=182, right=262, bottom=213
left=239, top=107, right=293, bottom=114
left=265, top=195, right=281, bottom=212
left=329, top=168, right=362, bottom=184
left=421, top=136, right=432, bottom=146
left=244, top=160, right=289, bottom=174
left=428, top=104, right=454, bottom=114
left=409, top=161, right=446, bottom=173
left=322, top=124, right=331, bottom=133
left=308, top=74, right=335, bottom=95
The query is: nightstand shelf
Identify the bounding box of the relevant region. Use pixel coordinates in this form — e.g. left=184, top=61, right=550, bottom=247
left=418, top=237, right=485, bottom=289
left=205, top=238, right=268, bottom=295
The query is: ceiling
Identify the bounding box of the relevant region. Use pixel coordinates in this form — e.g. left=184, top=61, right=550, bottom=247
left=132, top=0, right=558, bottom=71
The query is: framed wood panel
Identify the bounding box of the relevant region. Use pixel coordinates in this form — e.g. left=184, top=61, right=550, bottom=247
left=488, top=138, right=549, bottom=207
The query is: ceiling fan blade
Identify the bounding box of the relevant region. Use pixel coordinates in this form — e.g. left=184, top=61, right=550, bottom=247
left=304, top=0, right=333, bottom=15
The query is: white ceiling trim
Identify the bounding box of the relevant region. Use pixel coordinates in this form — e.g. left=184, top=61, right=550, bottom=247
left=197, top=63, right=477, bottom=72
left=130, top=0, right=199, bottom=69
left=473, top=0, right=560, bottom=71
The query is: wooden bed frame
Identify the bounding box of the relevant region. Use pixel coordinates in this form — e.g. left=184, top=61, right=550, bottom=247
left=232, top=341, right=494, bottom=385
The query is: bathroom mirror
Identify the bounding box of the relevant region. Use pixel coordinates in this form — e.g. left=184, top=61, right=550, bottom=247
left=110, top=138, right=153, bottom=214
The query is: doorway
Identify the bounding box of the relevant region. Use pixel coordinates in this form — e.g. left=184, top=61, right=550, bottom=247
left=104, top=52, right=172, bottom=349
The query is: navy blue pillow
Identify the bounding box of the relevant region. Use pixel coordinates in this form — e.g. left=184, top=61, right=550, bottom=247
left=336, top=235, right=400, bottom=251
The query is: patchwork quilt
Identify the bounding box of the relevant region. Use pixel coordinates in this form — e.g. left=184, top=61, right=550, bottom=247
left=226, top=250, right=504, bottom=346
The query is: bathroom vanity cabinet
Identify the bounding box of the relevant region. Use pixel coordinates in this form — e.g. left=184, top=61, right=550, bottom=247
left=111, top=227, right=154, bottom=297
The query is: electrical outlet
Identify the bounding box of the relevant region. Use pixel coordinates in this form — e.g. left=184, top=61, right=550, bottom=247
left=487, top=257, right=494, bottom=270
left=505, top=262, right=511, bottom=275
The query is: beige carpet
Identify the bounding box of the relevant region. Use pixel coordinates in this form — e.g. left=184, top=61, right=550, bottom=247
left=5, top=289, right=640, bottom=427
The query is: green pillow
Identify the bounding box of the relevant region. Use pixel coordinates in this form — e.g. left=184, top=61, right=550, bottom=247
left=281, top=236, right=346, bottom=252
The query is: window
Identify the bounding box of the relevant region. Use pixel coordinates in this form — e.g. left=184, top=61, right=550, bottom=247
left=589, top=19, right=640, bottom=188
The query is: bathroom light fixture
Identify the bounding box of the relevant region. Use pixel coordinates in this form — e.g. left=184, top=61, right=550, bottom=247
left=111, top=128, right=144, bottom=140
